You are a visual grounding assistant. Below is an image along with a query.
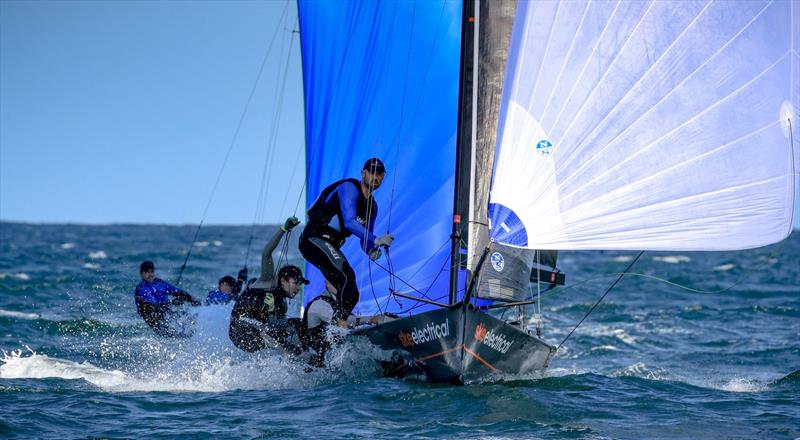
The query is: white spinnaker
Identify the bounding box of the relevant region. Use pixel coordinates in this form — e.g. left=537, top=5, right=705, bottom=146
left=489, top=0, right=799, bottom=251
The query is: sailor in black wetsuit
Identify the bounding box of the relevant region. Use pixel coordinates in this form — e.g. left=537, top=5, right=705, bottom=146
left=299, top=158, right=394, bottom=322
left=229, top=265, right=308, bottom=354
left=228, top=216, right=304, bottom=353
left=134, top=261, right=199, bottom=337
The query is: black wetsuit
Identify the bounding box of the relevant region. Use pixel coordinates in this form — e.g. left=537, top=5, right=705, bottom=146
left=299, top=178, right=378, bottom=321
left=228, top=286, right=302, bottom=354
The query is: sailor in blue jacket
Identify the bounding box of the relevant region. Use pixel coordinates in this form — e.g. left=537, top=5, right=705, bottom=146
left=205, top=269, right=248, bottom=305
left=134, top=261, right=199, bottom=336
left=205, top=275, right=238, bottom=305
left=299, top=158, right=394, bottom=321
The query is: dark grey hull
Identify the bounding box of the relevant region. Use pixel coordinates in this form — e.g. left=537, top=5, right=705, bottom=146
left=352, top=303, right=555, bottom=383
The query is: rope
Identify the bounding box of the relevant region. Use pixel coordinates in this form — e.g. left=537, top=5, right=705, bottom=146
left=274, top=228, right=294, bottom=282
left=244, top=8, right=295, bottom=268
left=788, top=116, right=796, bottom=231
left=176, top=1, right=290, bottom=285
left=555, top=251, right=645, bottom=353
left=386, top=0, right=418, bottom=232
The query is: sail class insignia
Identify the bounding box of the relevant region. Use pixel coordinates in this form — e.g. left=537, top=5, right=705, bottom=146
left=535, top=139, right=553, bottom=157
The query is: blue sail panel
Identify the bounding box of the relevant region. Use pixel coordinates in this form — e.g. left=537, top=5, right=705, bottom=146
left=298, top=0, right=463, bottom=316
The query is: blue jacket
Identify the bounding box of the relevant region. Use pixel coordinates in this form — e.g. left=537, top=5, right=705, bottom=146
left=205, top=290, right=234, bottom=305
left=305, top=178, right=378, bottom=251
left=135, top=278, right=183, bottom=305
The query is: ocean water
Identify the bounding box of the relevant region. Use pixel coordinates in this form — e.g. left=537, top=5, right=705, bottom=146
left=0, top=222, right=798, bottom=439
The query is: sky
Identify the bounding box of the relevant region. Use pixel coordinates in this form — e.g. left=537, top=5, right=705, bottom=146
left=1, top=0, right=798, bottom=229
left=1, top=0, right=305, bottom=225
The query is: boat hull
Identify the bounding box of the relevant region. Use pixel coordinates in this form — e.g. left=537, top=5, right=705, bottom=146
left=352, top=303, right=554, bottom=383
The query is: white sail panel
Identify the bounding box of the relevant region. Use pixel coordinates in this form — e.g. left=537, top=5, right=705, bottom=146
left=489, top=0, right=799, bottom=251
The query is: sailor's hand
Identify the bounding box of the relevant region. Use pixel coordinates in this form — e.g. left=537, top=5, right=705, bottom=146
left=238, top=267, right=248, bottom=281
left=281, top=216, right=300, bottom=232
left=374, top=233, right=394, bottom=248
left=369, top=247, right=382, bottom=261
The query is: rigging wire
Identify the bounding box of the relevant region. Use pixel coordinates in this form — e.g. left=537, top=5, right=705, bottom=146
left=386, top=0, right=417, bottom=233
left=265, top=27, right=301, bottom=276
left=555, top=251, right=645, bottom=353
left=399, top=236, right=469, bottom=314
left=244, top=10, right=297, bottom=268
left=363, top=2, right=420, bottom=309
left=380, top=237, right=452, bottom=312
left=176, top=0, right=291, bottom=286
left=788, top=116, right=796, bottom=231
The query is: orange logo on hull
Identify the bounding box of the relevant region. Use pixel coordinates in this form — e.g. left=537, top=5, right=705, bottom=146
left=398, top=332, right=414, bottom=348
left=475, top=322, right=487, bottom=341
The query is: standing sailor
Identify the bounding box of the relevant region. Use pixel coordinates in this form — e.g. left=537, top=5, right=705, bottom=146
left=134, top=260, right=199, bottom=337
left=299, top=158, right=394, bottom=322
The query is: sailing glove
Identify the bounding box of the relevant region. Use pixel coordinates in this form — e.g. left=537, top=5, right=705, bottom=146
left=281, top=216, right=300, bottom=232
left=369, top=247, right=382, bottom=261
left=237, top=267, right=248, bottom=281
left=374, top=233, right=394, bottom=248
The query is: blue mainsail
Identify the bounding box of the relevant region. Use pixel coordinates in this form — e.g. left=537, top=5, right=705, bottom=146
left=298, top=0, right=463, bottom=316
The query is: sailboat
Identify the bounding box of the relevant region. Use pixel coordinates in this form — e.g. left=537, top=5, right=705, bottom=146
left=296, top=0, right=799, bottom=383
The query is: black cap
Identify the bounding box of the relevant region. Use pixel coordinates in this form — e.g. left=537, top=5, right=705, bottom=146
left=219, top=275, right=236, bottom=286
left=362, top=157, right=386, bottom=174
left=140, top=261, right=154, bottom=272
left=277, top=265, right=310, bottom=285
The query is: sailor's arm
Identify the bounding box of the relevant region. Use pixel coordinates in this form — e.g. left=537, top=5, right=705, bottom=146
left=259, top=230, right=283, bottom=283
left=337, top=183, right=377, bottom=251
left=345, top=314, right=394, bottom=327
left=162, top=280, right=198, bottom=305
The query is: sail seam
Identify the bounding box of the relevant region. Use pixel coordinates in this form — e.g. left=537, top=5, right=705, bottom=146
left=558, top=50, right=791, bottom=205
left=554, top=0, right=776, bottom=194
left=556, top=0, right=657, bottom=145
left=561, top=0, right=715, bottom=172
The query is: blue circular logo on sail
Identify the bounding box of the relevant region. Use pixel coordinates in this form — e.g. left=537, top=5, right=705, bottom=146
left=490, top=252, right=505, bottom=272
left=536, top=139, right=553, bottom=157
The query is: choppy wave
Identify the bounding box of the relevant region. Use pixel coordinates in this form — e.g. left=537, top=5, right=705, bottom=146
left=776, top=370, right=800, bottom=384
left=652, top=255, right=691, bottom=264
left=613, top=362, right=671, bottom=381
left=0, top=305, right=391, bottom=393
left=88, top=251, right=107, bottom=259
left=0, top=272, right=30, bottom=281
left=0, top=309, right=40, bottom=320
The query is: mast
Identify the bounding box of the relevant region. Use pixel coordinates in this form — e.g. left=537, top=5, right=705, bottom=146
left=449, top=0, right=478, bottom=305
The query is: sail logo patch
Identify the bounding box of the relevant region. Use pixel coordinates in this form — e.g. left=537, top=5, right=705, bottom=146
left=535, top=139, right=553, bottom=157
left=474, top=322, right=512, bottom=354
left=490, top=252, right=505, bottom=272
left=398, top=318, right=450, bottom=347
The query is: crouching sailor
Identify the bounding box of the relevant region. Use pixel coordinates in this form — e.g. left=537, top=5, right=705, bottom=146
left=229, top=265, right=308, bottom=354
left=134, top=260, right=200, bottom=337
left=301, top=280, right=388, bottom=368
